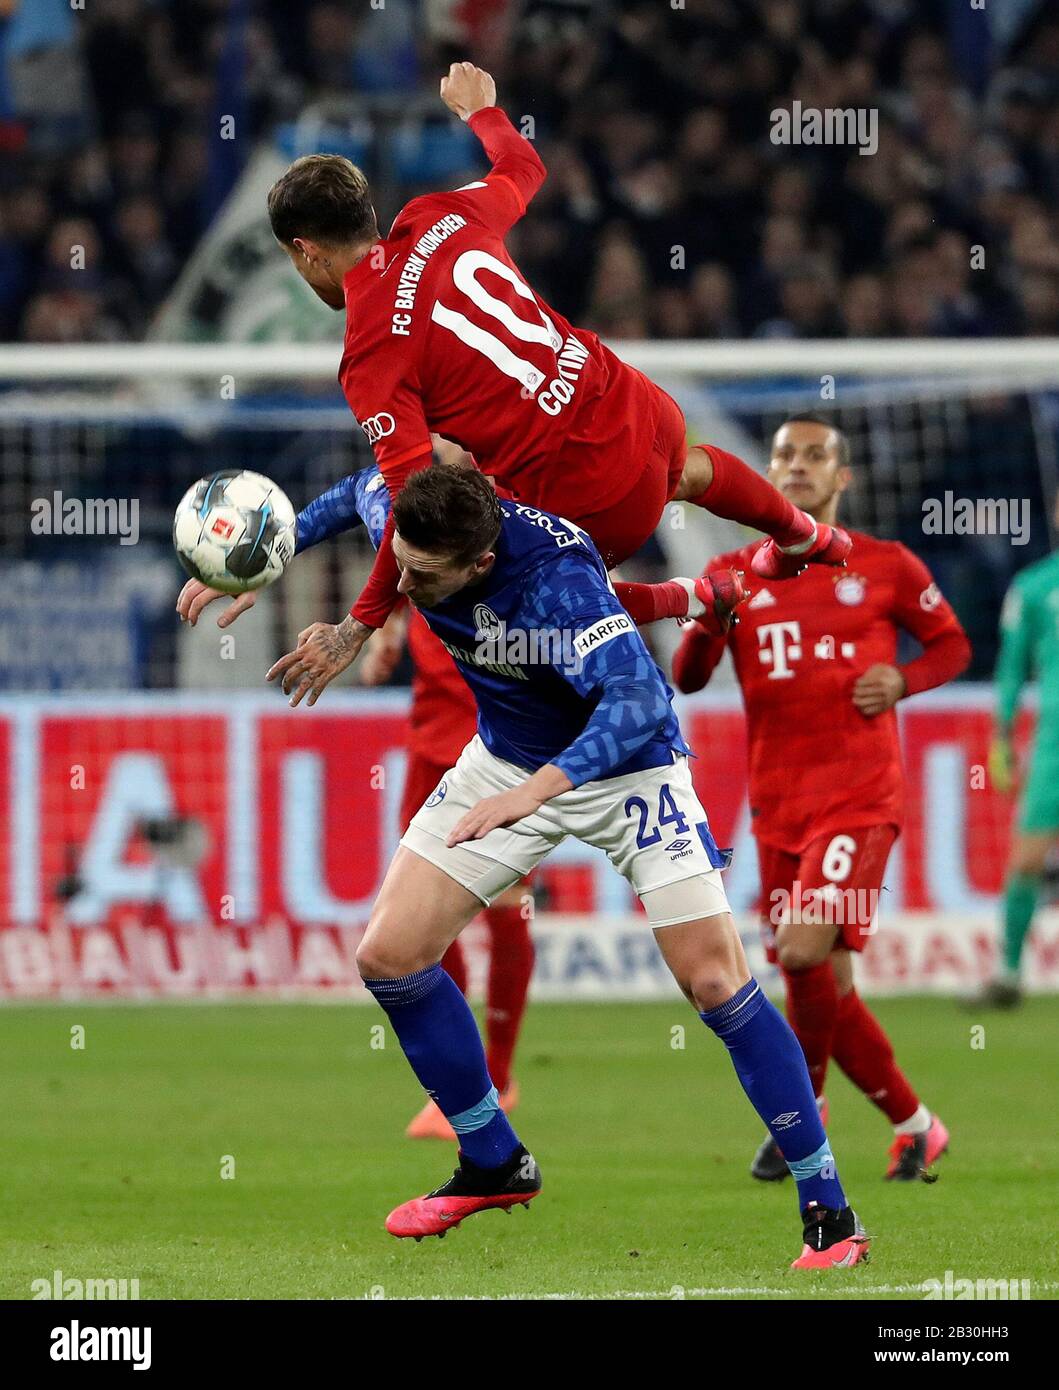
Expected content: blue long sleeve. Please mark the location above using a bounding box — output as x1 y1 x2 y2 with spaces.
294 476 365 554
519 552 687 787
294 465 392 554
554 653 676 787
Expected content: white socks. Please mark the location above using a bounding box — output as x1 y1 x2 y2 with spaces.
893 1103 932 1137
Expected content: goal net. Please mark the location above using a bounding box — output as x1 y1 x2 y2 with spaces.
0 339 1056 998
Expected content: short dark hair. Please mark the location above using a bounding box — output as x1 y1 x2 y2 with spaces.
778 413 852 468
392 466 502 564
267 155 376 246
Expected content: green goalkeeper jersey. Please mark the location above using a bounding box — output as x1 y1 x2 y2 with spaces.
996 551 1059 734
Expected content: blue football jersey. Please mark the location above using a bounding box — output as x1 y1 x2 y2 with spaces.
295 468 689 786
417 502 690 785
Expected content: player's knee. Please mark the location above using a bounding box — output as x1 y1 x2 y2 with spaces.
673 446 712 502
775 930 827 973
686 964 746 1013
356 932 430 982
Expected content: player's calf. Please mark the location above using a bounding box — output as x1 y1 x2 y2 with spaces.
653 912 866 1262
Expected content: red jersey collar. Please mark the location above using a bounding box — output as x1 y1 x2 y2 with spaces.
342 235 407 301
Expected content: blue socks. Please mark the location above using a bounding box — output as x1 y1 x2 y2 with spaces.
363 965 520 1169
700 979 847 1212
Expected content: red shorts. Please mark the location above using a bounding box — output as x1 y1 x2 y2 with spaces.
572 380 687 568
400 754 452 836
757 825 898 962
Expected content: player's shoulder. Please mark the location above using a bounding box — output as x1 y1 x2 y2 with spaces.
498 504 606 595
848 532 928 575
388 187 487 239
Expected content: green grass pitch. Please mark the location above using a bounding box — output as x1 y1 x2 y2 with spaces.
1 996 1056 1300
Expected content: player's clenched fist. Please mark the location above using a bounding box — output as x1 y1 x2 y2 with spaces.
440 61 496 121
176 578 258 628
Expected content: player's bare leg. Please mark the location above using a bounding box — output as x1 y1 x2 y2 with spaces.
672 443 852 578
651 909 869 1269
358 849 541 1239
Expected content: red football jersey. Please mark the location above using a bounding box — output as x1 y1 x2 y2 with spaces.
674 533 969 853
340 106 665 627
407 608 477 765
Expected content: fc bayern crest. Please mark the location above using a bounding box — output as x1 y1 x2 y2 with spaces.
473 604 503 641
834 573 867 606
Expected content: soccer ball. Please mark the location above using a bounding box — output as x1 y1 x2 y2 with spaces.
173 469 296 594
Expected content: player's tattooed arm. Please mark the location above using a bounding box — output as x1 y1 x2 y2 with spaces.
267 615 373 707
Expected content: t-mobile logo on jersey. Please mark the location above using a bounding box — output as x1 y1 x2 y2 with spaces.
757 621 801 679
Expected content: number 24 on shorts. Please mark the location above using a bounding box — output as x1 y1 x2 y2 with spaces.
624 783 732 868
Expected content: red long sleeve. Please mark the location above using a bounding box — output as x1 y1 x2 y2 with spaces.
900 626 972 696
350 449 433 628
672 623 729 693
466 107 546 217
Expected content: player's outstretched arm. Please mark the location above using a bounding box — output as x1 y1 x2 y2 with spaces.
177 476 373 629
441 61 546 222
176 580 258 629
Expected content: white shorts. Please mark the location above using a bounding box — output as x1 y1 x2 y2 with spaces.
401 736 731 928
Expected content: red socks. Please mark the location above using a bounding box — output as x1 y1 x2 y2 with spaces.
441 939 468 994
482 904 534 1094
783 962 839 1096
440 905 534 1095
612 578 692 625
690 444 811 548
832 988 920 1126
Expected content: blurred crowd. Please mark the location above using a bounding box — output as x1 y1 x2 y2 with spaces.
1 0 1057 344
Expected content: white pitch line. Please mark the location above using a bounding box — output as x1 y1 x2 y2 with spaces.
422 1282 1059 1301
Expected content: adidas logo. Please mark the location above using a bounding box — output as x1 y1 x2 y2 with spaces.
749 588 777 609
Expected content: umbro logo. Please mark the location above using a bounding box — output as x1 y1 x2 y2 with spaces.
771 1110 801 1129
749 588 777 609
665 838 693 858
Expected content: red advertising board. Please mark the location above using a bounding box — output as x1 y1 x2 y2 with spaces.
0 689 1045 998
